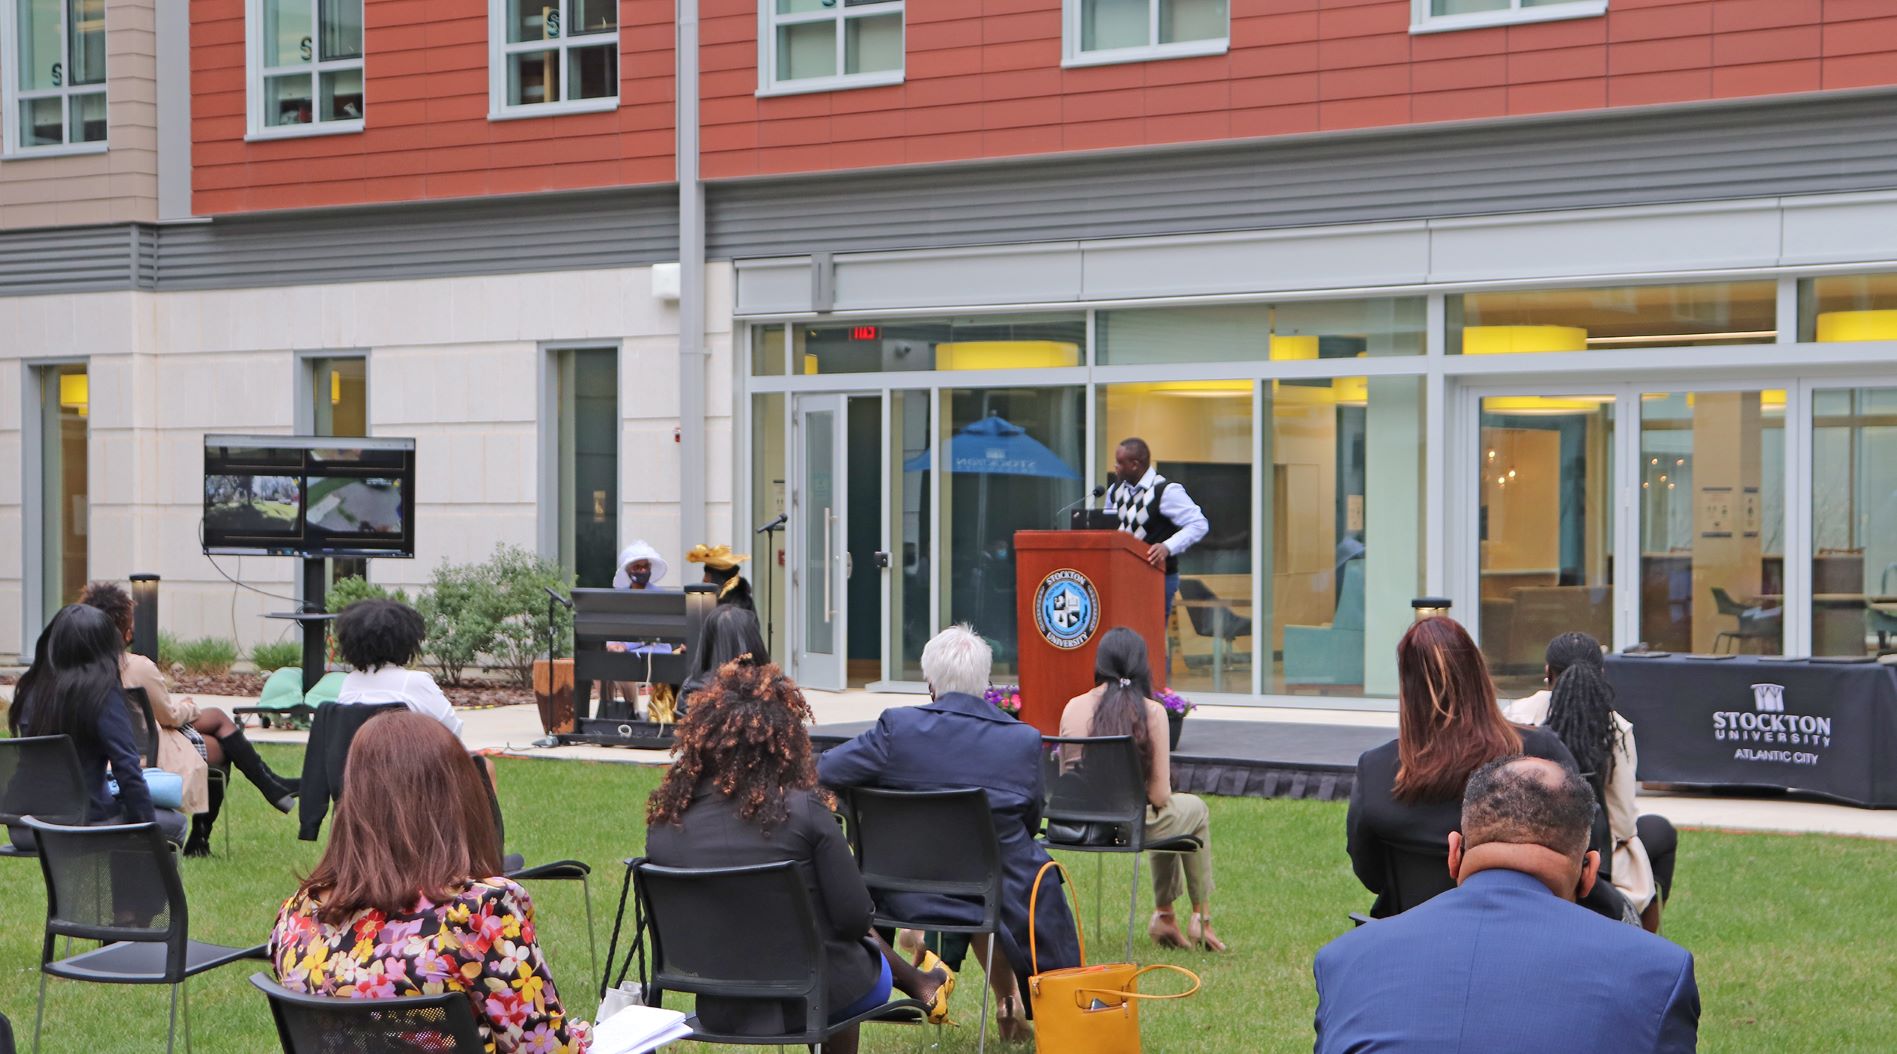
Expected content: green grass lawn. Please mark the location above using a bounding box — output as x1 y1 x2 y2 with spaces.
3 746 1893 1052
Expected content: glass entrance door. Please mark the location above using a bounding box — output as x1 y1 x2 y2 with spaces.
793 395 849 690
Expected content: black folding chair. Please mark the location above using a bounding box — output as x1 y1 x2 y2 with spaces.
23 818 268 1054
1039 735 1202 961
471 756 600 991
635 858 929 1049
848 787 1004 1053
250 971 485 1052
0 736 89 859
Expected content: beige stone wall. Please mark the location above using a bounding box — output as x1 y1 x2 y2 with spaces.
0 0 158 230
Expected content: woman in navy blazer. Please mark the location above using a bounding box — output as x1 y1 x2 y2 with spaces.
818 625 1080 1042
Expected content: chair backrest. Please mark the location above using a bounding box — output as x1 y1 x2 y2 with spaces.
1377 841 1455 917
635 859 828 1031
1334 558 1367 631
251 971 483 1053
24 818 189 977
123 687 161 765
848 787 1002 933
0 736 91 833
1177 578 1218 637
305 701 408 802
1709 586 1743 616
1041 736 1149 846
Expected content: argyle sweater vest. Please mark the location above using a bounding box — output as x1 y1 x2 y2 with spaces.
1106 477 1182 574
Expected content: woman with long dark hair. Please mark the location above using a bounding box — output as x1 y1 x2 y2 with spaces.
1504 632 1678 932
7 605 186 847
1059 626 1223 952
1346 617 1578 917
646 659 953 1052
677 604 771 705
79 581 298 856
271 710 590 1050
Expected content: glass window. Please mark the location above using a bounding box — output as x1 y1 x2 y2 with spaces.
252 0 364 132
1097 299 1425 365
1449 281 1777 354
492 0 618 112
1419 0 1606 31
941 386 1086 678
890 390 933 682
1071 0 1228 63
37 364 89 623
308 356 369 584
753 392 788 655
11 0 107 149
1799 274 1897 343
777 315 1086 376
1639 391 1783 655
764 0 903 93
1811 388 1897 658
1097 380 1253 695
553 348 620 587
1477 395 1615 697
1268 376 1424 698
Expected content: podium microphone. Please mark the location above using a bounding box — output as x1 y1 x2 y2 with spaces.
543 586 573 609
1053 485 1108 527
755 512 788 535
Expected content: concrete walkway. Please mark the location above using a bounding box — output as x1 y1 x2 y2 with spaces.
8 684 1895 840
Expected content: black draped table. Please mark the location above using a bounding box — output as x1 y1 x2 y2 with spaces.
1604 654 1897 808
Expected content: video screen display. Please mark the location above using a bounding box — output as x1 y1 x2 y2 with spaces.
203 435 416 558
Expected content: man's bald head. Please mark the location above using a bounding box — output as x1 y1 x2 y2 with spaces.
1461 756 1595 860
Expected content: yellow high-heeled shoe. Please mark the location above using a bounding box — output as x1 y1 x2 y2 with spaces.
915 948 956 1025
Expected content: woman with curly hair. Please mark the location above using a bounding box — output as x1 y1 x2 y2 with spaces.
644 659 953 1051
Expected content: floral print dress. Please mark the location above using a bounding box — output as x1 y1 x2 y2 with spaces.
270 877 591 1054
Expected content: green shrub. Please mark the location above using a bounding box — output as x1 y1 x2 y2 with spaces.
249 639 303 673
156 631 183 670
416 561 497 687
484 544 576 687
174 637 239 677
325 574 409 612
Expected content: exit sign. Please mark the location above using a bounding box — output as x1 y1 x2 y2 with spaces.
849 326 880 341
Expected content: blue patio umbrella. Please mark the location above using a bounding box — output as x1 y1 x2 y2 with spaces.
904 414 1080 479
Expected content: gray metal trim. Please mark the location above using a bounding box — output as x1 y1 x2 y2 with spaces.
707 90 1897 259
0 226 147 293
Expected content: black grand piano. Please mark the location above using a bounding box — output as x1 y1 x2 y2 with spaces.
559 584 715 748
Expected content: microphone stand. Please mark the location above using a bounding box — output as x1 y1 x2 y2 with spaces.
756 513 788 653
538 587 573 748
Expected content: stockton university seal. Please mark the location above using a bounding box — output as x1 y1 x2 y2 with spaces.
1033 568 1100 651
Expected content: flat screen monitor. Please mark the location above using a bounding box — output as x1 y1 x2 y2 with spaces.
203 435 417 558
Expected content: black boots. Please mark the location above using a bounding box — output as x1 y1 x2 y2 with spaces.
216 730 299 813
183 774 224 858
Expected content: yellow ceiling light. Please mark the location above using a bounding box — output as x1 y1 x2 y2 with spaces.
1815 310 1897 343
934 341 1081 371
1463 325 1588 355
1483 395 1612 415
58 372 89 418
1268 335 1319 361
1332 376 1368 406
1120 379 1252 398
330 369 343 406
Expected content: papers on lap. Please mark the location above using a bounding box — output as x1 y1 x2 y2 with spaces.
593 1004 692 1054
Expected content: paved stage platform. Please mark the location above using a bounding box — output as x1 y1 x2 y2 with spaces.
811 717 1396 803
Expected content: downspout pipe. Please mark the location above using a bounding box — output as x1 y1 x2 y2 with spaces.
677 0 707 555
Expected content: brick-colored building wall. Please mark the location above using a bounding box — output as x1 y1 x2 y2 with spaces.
190 0 676 214
700 0 1897 180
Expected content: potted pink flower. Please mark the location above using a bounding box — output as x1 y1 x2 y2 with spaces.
1156 687 1195 750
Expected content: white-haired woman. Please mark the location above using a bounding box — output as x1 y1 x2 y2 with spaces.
818 626 1080 1041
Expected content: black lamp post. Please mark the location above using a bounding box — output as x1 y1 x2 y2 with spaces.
130 574 160 662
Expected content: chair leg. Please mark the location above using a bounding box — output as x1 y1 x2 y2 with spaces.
1126 853 1141 963
581 875 601 996
977 933 994 1054
183 978 193 1053
166 983 179 1054
33 970 48 1054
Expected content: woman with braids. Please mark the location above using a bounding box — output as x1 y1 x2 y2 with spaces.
1060 626 1224 952
1346 617 1582 919
644 658 954 1050
79 581 298 856
1504 632 1679 932
686 543 755 611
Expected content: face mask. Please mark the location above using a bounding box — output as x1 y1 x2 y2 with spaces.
627 564 652 588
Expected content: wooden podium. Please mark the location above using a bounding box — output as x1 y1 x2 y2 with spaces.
1013 530 1167 735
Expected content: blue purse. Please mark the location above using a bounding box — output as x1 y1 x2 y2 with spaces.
108 769 185 811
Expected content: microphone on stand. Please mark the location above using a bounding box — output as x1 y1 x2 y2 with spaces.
543 586 573 609
755 513 788 534
1053 485 1108 528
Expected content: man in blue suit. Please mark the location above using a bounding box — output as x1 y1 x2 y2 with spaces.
818 625 1080 1041
1314 756 1699 1053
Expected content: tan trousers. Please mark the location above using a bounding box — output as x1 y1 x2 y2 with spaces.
1145 792 1214 907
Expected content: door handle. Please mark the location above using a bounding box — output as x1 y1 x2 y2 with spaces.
823 508 836 623
873 550 891 570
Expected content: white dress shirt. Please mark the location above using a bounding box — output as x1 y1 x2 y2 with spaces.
336 665 464 738
1123 466 1210 557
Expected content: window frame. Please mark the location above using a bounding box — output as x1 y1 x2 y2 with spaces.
245 0 367 141
757 0 906 98
1410 0 1607 35
1062 0 1230 69
487 0 622 120
0 0 110 157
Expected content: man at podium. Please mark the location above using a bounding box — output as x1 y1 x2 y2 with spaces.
1105 437 1209 622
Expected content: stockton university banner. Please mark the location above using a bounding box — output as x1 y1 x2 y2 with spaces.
1605 654 1897 808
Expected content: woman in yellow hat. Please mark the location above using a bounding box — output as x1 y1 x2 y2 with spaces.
687 544 754 611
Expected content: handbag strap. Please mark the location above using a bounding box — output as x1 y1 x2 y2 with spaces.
1072 963 1203 1006
1028 858 1086 976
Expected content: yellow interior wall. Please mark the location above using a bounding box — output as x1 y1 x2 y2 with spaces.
1480 427 1562 574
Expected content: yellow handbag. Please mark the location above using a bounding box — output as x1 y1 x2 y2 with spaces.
1027 860 1201 1054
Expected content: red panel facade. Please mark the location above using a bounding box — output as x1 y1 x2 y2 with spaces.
191 0 676 214
700 0 1897 180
